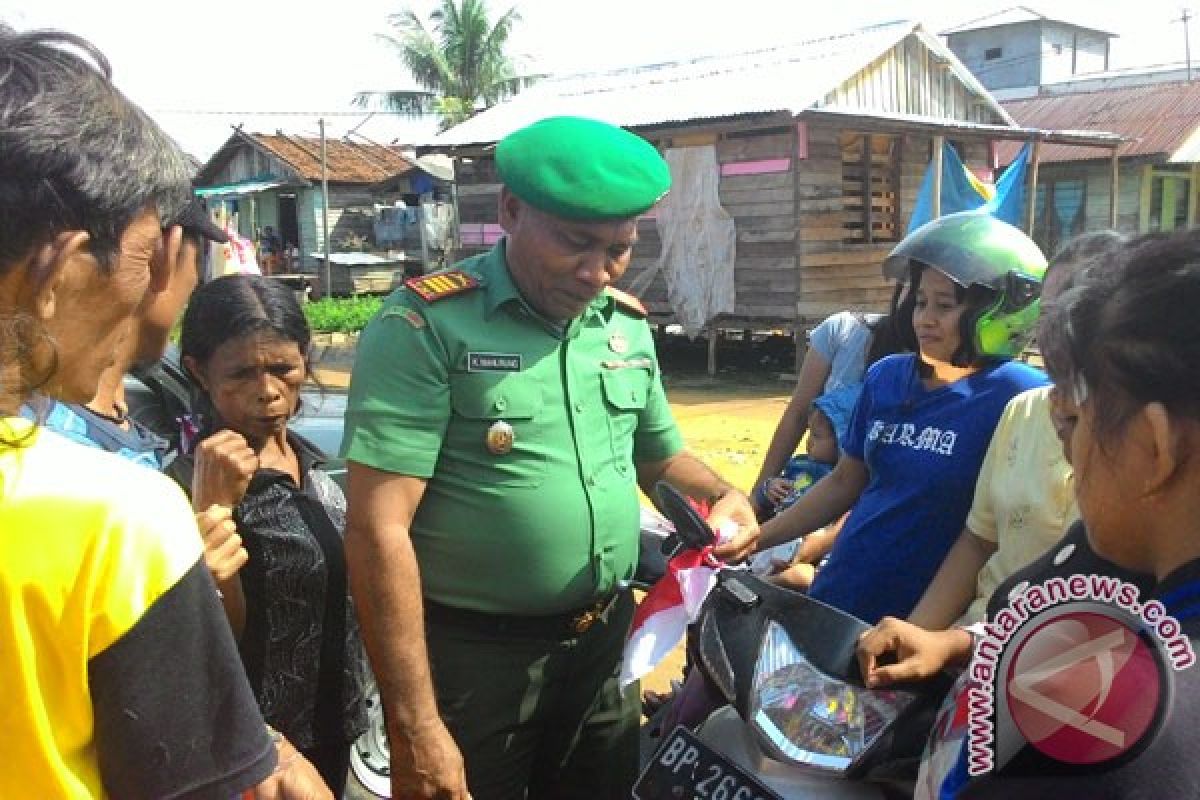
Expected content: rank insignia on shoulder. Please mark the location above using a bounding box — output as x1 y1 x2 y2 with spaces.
605 286 647 318
405 269 480 302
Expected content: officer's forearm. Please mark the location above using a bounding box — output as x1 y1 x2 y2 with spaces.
638 450 736 506
345 519 441 731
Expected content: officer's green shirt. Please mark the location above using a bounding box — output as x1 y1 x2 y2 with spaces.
342 242 684 615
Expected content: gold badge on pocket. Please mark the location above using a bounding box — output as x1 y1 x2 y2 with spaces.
486 420 514 455
608 332 629 354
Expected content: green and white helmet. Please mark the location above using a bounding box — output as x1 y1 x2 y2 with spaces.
883 212 1048 359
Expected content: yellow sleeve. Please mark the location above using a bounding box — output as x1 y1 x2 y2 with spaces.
964 397 1018 545
87 468 202 657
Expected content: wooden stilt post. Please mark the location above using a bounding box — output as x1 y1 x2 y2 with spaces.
1110 147 1120 228
1026 139 1042 235
932 135 944 219
707 326 718 377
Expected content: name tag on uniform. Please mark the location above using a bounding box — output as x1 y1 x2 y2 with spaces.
601 357 654 369
468 352 523 372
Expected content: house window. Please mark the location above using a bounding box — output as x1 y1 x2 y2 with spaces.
1147 171 1191 232
985 47 1003 60
1032 179 1087 255
1052 43 1064 55
840 132 901 244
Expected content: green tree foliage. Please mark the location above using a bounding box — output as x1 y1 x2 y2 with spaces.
355 0 537 131
304 296 384 333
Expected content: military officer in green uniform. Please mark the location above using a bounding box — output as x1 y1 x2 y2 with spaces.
342 116 759 800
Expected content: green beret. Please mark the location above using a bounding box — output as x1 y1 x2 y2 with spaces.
496 116 671 220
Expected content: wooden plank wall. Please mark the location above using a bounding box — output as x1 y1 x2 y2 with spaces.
451 131 799 325
1049 162 1144 235
621 127 797 323
823 36 996 125
795 123 991 322
209 145 292 185
795 121 895 321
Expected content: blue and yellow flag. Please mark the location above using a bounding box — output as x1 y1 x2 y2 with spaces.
907 142 1031 234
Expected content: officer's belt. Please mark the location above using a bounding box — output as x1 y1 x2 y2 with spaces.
424 594 620 640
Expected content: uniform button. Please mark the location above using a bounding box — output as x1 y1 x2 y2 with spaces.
574 401 585 413
586 475 597 487
494 398 507 412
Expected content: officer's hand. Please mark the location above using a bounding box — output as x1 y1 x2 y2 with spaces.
709 489 760 564
252 734 333 800
196 504 248 583
856 617 973 688
389 717 471 799
192 430 258 511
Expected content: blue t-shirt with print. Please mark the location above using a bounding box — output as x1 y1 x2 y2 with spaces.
807 353 1048 624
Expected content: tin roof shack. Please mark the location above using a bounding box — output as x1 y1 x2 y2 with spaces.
430 20 1118 372
1001 81 1200 254
196 129 434 287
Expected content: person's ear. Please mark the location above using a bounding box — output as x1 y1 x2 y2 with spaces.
1140 402 1185 497
27 231 93 323
498 187 521 233
149 225 184 295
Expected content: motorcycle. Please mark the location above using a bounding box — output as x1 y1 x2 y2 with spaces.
634 482 952 800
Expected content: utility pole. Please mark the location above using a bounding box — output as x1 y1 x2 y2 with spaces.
319 118 332 297
1182 8 1194 81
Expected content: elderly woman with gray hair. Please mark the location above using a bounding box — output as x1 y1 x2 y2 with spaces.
0 26 327 800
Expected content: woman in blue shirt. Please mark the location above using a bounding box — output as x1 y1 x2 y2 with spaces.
756 212 1048 623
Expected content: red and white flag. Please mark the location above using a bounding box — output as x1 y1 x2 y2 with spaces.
620 547 723 688
620 501 733 688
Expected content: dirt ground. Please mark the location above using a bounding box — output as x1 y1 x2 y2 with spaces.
634 375 792 699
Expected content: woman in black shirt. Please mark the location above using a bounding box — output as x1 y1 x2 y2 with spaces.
172 274 368 796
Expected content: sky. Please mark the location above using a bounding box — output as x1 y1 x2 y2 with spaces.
0 0 1193 159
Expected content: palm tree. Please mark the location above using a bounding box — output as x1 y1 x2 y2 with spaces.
355 0 536 131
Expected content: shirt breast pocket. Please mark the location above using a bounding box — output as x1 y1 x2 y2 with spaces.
447 373 545 488
600 368 651 477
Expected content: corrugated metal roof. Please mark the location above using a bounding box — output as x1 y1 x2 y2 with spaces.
429 20 1010 147
247 133 413 183
941 6 1116 37
999 81 1200 163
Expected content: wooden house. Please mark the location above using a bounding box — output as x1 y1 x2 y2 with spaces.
195 130 437 273
426 20 1118 368
1000 81 1200 255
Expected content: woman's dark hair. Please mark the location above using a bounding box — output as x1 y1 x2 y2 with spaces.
1034 231 1127 351
180 275 312 381
889 262 998 371
864 308 911 367
1040 228 1200 445
1048 231 1127 281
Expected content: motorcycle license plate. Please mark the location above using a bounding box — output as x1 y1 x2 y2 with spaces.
634 726 782 800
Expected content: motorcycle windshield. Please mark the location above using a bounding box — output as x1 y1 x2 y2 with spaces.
749 620 908 771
